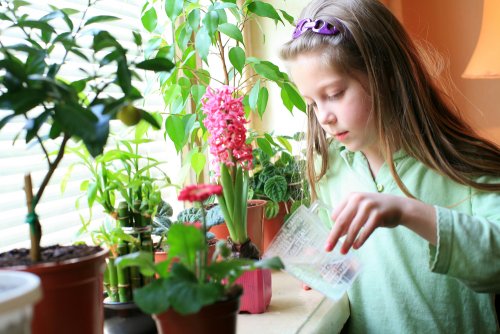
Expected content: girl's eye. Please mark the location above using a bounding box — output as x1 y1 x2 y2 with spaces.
327 91 344 100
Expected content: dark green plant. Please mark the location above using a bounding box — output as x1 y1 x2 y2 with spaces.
250 131 311 219
0 1 173 262
152 200 174 236
177 205 225 230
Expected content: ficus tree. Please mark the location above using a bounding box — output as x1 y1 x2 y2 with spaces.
139 0 306 181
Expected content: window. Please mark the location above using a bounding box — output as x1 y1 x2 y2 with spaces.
0 0 180 252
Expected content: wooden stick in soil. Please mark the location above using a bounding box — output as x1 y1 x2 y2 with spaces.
24 174 41 262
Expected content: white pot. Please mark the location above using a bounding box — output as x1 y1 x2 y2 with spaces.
0 270 42 334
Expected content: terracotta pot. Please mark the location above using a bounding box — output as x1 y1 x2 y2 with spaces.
153 294 240 334
210 199 267 253
236 268 272 314
262 201 291 253
18 248 108 334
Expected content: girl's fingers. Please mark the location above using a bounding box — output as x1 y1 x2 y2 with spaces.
325 199 349 251
341 206 371 254
352 212 379 249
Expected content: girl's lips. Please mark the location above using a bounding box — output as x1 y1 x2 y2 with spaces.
334 131 348 141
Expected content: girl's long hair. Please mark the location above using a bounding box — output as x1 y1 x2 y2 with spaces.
281 0 500 199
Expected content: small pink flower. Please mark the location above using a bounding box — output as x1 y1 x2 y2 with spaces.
178 184 223 203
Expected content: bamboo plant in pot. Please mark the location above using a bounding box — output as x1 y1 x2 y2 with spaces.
70 136 170 303
116 183 284 334
0 2 172 333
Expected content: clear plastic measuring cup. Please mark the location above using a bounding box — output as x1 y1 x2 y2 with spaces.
263 201 361 300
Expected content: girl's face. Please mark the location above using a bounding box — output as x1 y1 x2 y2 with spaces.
289 50 380 158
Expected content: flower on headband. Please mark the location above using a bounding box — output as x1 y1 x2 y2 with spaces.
202 86 253 175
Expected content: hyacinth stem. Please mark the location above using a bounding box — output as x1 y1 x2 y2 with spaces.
199 202 208 282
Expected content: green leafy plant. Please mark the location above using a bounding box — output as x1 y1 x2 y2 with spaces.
140 0 306 181
116 184 284 315
0 1 173 262
250 131 311 219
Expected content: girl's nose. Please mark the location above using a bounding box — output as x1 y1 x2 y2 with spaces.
316 105 337 125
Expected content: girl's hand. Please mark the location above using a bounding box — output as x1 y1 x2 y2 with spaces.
324 192 437 254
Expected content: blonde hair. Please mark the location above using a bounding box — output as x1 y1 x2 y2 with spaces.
281 0 500 200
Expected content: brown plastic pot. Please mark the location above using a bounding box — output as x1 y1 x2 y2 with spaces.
153 294 240 334
17 247 108 334
210 199 266 253
262 201 291 253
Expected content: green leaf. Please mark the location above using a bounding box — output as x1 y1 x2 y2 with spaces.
117 59 132 95
279 9 295 25
132 31 142 46
167 276 223 315
264 201 280 219
84 15 119 26
87 181 98 208
247 1 282 23
165 115 187 153
257 87 268 118
218 23 243 44
190 85 206 105
134 279 171 314
248 80 260 110
0 88 46 114
254 256 285 270
256 137 273 157
141 6 158 32
167 225 204 268
116 251 157 277
136 58 174 72
283 82 306 112
13 0 31 9
187 8 200 30
195 27 211 61
202 9 219 37
228 46 245 74
280 85 294 112
141 111 161 129
264 175 288 202
25 110 51 143
165 0 184 21
92 31 120 52
253 61 284 82
14 20 55 33
277 136 293 153
0 113 16 131
191 152 206 178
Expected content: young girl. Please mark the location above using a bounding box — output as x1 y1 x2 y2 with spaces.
280 0 500 332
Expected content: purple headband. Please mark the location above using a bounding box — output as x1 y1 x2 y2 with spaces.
292 18 340 39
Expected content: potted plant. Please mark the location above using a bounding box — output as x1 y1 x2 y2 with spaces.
0 2 171 333
116 183 284 334
249 132 311 252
